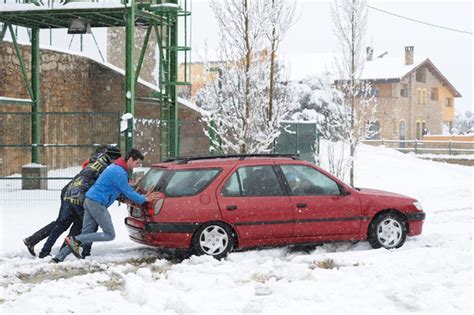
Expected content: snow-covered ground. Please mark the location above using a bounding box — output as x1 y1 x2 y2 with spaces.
0 145 472 312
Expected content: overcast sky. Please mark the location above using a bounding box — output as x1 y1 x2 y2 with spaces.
3 0 472 113
191 0 473 114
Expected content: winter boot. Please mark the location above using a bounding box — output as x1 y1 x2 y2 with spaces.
65 236 82 258
23 238 36 257
38 251 51 259
50 257 60 264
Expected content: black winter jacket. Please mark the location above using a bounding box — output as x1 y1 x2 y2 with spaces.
63 153 112 205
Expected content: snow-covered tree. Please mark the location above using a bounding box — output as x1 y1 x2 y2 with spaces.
290 73 350 141
331 0 377 185
289 73 354 178
196 0 295 154
452 110 474 135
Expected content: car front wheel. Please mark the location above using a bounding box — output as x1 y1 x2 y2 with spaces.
368 213 407 249
192 222 235 259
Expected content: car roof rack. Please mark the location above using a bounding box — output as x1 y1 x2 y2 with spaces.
163 153 299 164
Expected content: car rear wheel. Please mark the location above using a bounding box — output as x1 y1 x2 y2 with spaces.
368 213 407 249
192 222 235 259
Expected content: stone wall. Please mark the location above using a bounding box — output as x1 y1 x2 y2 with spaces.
0 41 209 176
0 41 96 174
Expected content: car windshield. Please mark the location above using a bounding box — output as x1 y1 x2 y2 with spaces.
137 168 166 192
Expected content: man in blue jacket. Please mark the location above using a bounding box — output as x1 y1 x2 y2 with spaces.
23 144 118 258
52 148 161 262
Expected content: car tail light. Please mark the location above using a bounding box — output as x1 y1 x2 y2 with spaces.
147 193 165 216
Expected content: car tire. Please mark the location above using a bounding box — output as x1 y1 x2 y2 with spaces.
192 222 235 260
368 212 407 249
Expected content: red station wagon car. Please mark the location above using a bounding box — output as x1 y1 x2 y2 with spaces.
125 154 425 259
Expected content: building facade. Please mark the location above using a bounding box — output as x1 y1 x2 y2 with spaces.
363 46 461 141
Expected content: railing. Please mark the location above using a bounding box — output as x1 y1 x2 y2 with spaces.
0 111 121 176
363 139 474 155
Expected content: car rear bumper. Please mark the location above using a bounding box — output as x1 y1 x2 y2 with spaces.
406 211 425 236
125 217 194 249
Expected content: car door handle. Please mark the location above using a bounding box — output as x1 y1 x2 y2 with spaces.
226 205 238 211
296 203 307 208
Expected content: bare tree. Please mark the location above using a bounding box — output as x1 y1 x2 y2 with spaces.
265 0 296 122
331 0 377 185
196 0 295 154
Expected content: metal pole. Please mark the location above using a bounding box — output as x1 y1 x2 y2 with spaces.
0 23 7 41
134 26 152 87
91 30 105 62
125 0 136 153
9 24 34 99
169 0 179 157
31 28 41 163
117 112 122 150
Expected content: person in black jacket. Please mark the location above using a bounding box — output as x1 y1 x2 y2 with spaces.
23 145 121 258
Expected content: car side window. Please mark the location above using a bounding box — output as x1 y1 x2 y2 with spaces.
280 165 341 196
221 165 283 197
165 169 220 197
221 172 240 197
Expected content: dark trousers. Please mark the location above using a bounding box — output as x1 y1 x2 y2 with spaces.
25 221 56 246
25 189 96 257
40 201 89 256
25 187 68 247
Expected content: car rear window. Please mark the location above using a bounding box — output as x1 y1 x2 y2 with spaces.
138 168 166 192
165 168 221 197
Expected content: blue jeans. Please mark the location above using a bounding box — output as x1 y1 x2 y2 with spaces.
54 198 115 262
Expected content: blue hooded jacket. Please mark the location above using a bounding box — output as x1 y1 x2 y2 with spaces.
85 158 146 207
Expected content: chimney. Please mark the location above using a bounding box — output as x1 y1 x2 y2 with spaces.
405 46 414 65
366 46 373 61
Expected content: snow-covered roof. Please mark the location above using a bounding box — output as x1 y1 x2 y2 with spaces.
283 52 426 81
360 56 424 80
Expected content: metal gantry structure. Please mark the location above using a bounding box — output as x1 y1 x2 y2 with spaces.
0 0 190 162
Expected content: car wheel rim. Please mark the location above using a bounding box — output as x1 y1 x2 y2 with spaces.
376 218 402 248
199 225 229 256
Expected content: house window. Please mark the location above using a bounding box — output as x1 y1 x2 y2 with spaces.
445 97 452 107
416 68 426 82
399 120 406 148
400 84 408 97
431 88 439 101
370 87 380 97
417 88 427 104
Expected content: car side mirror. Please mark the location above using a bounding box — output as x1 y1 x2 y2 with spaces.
339 185 351 196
